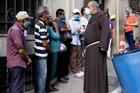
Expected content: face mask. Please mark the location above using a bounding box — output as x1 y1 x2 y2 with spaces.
86 14 92 21
24 20 31 29
61 15 66 21
85 8 91 15
74 14 80 20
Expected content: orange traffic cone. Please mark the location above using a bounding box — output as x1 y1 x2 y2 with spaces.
119 35 125 52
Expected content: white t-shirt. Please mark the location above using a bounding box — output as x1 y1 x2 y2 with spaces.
80 17 88 29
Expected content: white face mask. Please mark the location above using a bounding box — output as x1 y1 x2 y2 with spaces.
85 8 91 15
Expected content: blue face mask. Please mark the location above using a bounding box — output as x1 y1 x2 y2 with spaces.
61 15 66 21
24 20 31 29
86 14 92 21
74 14 80 20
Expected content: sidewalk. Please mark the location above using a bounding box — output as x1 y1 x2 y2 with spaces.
25 59 121 93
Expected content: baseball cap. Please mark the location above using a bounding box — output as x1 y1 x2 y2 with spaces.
72 9 80 14
16 11 33 20
110 14 116 20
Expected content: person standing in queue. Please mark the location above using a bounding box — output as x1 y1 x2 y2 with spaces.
84 1 111 93
7 11 33 93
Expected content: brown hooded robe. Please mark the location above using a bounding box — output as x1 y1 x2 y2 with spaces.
84 10 111 93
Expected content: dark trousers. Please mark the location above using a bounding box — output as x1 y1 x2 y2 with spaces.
125 31 135 50
8 67 25 93
57 42 71 80
48 52 58 81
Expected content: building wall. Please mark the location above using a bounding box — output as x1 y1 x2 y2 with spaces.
0 35 34 57
104 0 116 16
44 0 84 19
119 0 129 34
105 0 129 34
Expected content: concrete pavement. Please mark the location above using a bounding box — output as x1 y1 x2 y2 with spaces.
25 59 122 93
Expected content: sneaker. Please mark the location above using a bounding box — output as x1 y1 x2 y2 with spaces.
73 72 80 76
58 77 68 83
63 76 69 80
48 86 59 92
76 71 84 77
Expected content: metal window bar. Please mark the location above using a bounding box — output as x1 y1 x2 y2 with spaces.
0 0 40 34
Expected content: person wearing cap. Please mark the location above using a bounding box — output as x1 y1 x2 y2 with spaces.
34 6 50 93
84 1 110 93
124 7 138 50
108 14 116 57
68 8 85 78
7 11 33 93
54 9 71 83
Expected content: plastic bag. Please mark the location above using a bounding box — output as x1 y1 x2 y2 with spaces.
59 43 67 52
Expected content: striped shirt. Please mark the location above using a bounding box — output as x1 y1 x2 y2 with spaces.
34 20 49 57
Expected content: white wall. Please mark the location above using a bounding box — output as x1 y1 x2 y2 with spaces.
44 0 84 19
105 0 116 16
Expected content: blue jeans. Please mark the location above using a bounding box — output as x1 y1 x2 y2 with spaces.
8 67 25 93
35 56 47 93
125 31 135 50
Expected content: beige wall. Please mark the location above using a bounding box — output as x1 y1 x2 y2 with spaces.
105 0 116 16
105 0 129 33
44 0 84 19
119 0 129 34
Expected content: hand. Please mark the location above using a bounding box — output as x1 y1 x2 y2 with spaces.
61 28 67 32
125 22 130 26
27 57 32 66
42 40 49 47
101 48 106 51
75 27 81 32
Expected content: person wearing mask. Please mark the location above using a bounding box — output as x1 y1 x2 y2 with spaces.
80 7 92 61
81 7 92 29
7 11 32 93
124 7 138 50
47 16 60 92
54 9 70 83
81 7 89 29
84 1 110 93
34 6 50 93
68 9 85 77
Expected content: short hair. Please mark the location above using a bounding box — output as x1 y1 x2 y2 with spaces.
37 6 48 17
56 9 64 17
81 6 86 15
88 1 100 9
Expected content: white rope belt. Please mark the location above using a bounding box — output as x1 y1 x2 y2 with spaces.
85 41 100 49
83 41 100 56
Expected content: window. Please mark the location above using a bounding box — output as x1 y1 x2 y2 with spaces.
129 0 140 14
0 0 42 34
